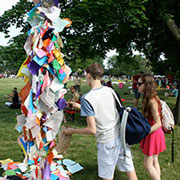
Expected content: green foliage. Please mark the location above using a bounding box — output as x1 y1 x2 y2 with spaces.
0 37 27 74
0 0 32 34
69 56 104 73
0 0 180 76
0 0 179 123
107 54 152 76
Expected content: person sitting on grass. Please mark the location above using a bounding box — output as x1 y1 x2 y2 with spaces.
169 85 178 97
64 86 80 122
69 85 80 102
5 87 21 109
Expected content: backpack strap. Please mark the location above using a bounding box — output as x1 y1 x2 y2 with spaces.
120 107 132 158
110 88 122 108
110 89 131 157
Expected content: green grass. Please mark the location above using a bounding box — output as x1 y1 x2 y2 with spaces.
0 78 180 180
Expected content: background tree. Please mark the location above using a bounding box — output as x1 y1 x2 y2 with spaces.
0 0 179 123
107 54 152 77
61 0 180 124
0 34 27 74
69 56 104 73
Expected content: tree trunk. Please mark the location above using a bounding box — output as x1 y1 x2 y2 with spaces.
166 18 180 125
174 80 180 125
167 18 180 42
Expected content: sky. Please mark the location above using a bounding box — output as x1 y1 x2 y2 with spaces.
0 0 21 46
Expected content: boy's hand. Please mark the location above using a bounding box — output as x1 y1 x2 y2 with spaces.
66 101 80 109
63 126 74 135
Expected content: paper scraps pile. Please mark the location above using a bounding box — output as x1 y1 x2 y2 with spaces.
1 0 83 179
0 157 83 180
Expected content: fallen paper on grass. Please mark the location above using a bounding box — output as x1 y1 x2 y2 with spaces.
63 159 83 174
66 163 83 174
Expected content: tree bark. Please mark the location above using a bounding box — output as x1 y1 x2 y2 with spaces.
174 80 180 125
167 18 180 42
166 18 180 125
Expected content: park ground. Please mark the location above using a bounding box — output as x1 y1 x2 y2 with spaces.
0 78 180 180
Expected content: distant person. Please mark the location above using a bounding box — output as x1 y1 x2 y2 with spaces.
169 85 178 97
69 86 80 102
74 75 82 94
138 75 166 180
107 80 113 89
101 80 106 86
157 77 162 87
132 71 144 107
5 87 21 109
64 86 80 122
161 77 166 88
64 63 138 180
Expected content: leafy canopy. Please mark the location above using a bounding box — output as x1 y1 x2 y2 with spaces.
0 0 180 76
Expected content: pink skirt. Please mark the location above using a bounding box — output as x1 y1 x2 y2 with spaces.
140 127 166 156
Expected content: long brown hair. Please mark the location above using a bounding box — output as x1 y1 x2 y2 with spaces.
141 75 157 117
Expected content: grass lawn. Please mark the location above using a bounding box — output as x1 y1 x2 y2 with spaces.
0 78 180 180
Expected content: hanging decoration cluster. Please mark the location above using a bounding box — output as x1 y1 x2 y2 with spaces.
0 0 83 179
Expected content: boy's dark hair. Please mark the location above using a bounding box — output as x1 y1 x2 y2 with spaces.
85 63 104 80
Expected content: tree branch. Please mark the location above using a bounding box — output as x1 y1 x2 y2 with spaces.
167 18 180 42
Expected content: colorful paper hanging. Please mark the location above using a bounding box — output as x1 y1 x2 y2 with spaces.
0 1 82 179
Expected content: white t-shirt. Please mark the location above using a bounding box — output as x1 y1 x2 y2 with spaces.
81 86 120 143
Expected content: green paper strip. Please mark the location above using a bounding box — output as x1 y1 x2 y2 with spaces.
52 59 61 71
5 170 16 176
52 35 57 42
14 168 21 173
54 43 60 49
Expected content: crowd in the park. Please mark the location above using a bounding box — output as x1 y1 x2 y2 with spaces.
0 73 15 79
3 64 178 180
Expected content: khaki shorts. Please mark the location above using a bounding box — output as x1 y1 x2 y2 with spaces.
97 136 134 179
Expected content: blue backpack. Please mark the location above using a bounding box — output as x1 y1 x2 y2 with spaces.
119 106 151 146
111 90 151 150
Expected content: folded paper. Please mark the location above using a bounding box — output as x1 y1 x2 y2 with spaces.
27 60 41 75
33 55 48 66
56 98 66 111
44 111 63 133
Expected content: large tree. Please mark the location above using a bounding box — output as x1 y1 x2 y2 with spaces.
107 54 152 77
0 0 180 123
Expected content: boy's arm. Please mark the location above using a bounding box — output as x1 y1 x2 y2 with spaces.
63 116 96 135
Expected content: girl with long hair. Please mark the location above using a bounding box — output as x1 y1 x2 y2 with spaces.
138 75 166 180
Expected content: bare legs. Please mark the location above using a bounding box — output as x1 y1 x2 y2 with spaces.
133 98 139 107
127 170 138 180
153 155 161 177
102 170 138 180
144 155 161 180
